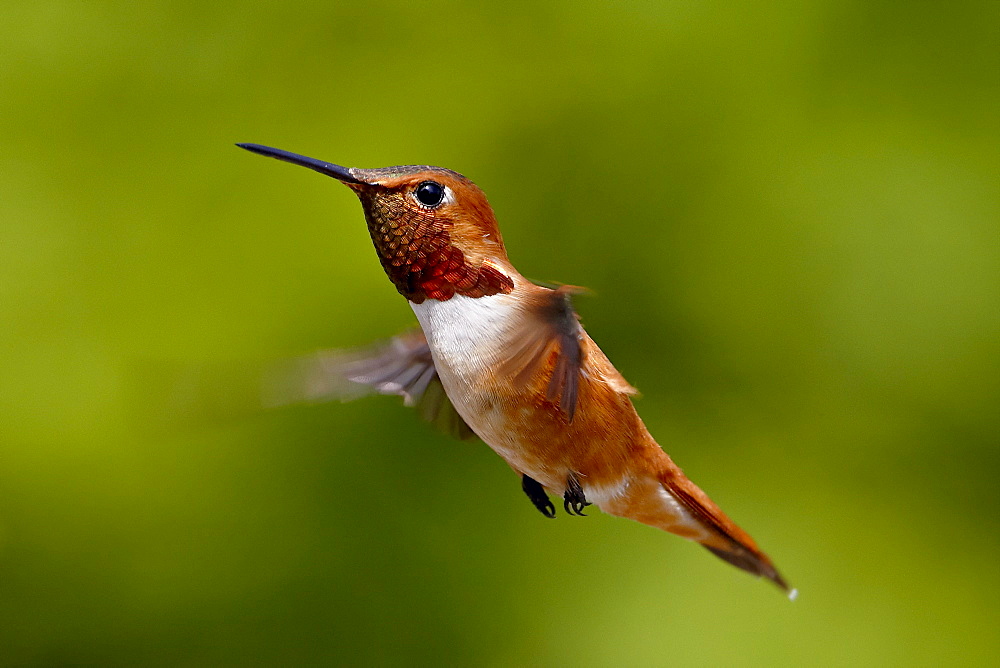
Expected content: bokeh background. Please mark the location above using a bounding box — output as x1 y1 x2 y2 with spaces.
2 1 997 665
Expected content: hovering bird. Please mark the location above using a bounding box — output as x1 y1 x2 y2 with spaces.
239 143 793 595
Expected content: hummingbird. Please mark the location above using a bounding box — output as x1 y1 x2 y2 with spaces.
238 142 793 596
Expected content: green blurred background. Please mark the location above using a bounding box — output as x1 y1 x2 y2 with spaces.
2 1 997 665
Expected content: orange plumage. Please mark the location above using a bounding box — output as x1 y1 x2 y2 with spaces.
239 143 792 595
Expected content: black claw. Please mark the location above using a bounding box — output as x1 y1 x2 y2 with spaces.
563 474 590 516
521 475 556 518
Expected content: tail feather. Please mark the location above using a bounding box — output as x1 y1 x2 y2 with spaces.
663 476 792 595
597 467 792 595
702 544 790 592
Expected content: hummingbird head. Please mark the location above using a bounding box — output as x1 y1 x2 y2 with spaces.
238 143 515 303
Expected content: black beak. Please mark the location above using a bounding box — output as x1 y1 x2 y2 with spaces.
236 143 367 185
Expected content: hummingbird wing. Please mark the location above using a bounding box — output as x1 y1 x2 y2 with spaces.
499 286 636 421
262 329 477 440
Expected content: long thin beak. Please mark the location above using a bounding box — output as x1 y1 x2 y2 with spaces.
236 143 367 185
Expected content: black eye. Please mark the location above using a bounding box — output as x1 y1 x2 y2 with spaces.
415 181 445 207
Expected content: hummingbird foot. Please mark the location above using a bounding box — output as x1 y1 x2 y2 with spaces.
563 474 591 516
521 475 556 518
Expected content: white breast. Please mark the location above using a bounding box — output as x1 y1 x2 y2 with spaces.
409 293 520 380
410 293 532 467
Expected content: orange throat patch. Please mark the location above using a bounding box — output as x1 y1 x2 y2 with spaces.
358 189 514 303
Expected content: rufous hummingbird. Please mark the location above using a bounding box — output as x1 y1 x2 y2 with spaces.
238 143 793 596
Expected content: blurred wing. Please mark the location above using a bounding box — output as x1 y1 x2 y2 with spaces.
498 286 634 421
263 328 477 441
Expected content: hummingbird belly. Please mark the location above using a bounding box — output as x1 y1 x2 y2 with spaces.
409 293 574 481
411 293 650 499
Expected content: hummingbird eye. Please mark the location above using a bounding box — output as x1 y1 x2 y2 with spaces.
414 181 445 208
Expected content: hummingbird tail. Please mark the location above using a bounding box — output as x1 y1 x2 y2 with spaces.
701 542 790 592
598 468 791 594
662 476 792 594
